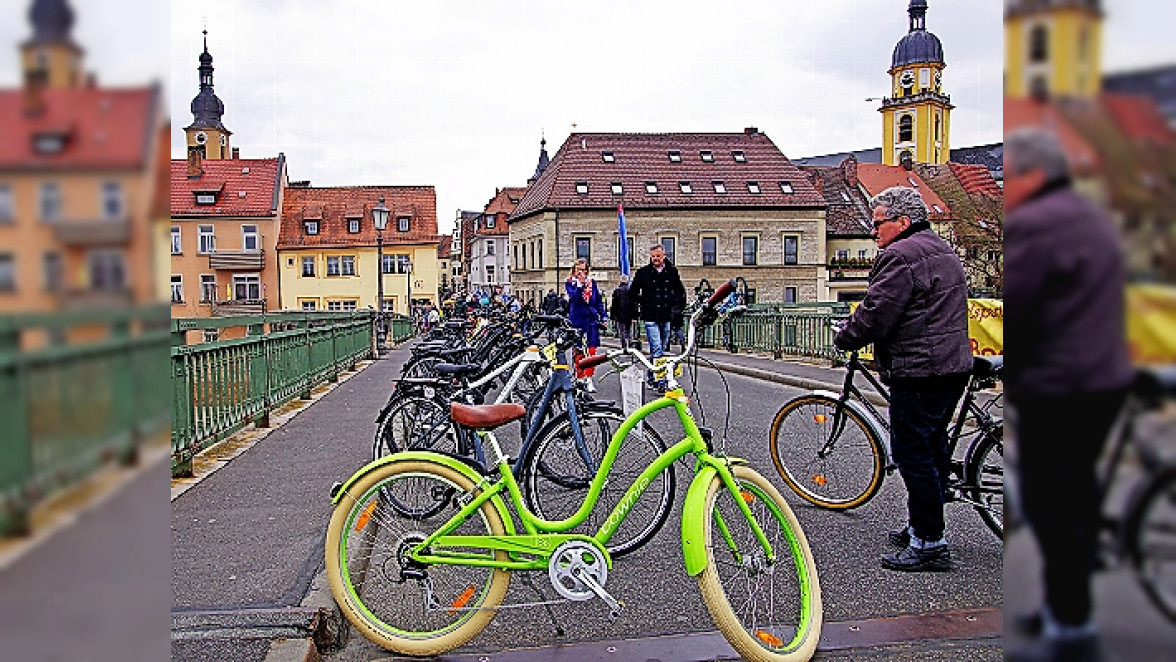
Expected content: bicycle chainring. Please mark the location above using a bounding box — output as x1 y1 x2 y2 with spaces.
547 541 608 601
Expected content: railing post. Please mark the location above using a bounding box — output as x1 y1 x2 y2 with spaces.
773 312 784 359
0 320 31 535
111 317 138 466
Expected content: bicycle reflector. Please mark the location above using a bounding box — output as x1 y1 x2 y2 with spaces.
812 474 828 486
355 500 378 533
448 584 478 615
740 490 756 504
755 630 784 647
814 414 827 424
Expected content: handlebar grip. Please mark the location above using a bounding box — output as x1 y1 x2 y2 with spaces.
707 279 736 307
576 352 613 370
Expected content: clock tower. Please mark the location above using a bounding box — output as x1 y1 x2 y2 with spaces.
184 31 233 159
880 0 953 166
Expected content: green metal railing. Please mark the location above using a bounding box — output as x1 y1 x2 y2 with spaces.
170 311 400 477
0 305 170 536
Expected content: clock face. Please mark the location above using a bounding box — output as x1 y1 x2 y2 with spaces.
195 131 207 145
935 71 942 89
900 71 914 88
220 134 227 146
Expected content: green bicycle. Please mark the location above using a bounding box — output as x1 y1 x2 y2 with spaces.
324 280 824 661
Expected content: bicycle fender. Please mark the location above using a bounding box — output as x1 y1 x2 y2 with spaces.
330 451 516 535
811 389 891 455
681 465 719 577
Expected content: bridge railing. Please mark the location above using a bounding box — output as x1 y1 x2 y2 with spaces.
170 310 408 477
0 305 170 536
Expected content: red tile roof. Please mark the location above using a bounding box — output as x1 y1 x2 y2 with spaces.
479 187 525 236
171 156 284 217
1004 97 1102 175
279 185 439 249
510 131 824 221
855 163 952 220
0 86 158 170
1102 93 1176 145
947 162 1002 197
797 162 874 237
437 234 452 258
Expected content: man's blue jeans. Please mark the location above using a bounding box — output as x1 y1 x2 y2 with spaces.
643 321 671 359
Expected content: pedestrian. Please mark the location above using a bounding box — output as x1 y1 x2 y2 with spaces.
629 244 686 389
540 288 560 315
610 275 634 349
565 259 608 392
833 185 973 573
1002 128 1133 662
669 304 686 352
426 304 440 330
557 292 569 317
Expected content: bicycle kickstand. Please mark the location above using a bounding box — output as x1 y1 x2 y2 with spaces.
518 572 566 637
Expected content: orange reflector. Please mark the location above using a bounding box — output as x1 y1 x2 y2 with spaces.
814 414 827 424
812 474 828 486
354 500 378 532
740 490 756 503
448 584 478 615
755 630 783 647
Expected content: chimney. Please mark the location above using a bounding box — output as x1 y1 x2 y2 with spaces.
232 147 240 159
22 69 47 116
809 172 824 197
744 127 759 136
842 156 859 188
187 146 204 178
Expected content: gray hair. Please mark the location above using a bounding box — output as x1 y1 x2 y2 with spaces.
1005 127 1070 181
870 186 928 224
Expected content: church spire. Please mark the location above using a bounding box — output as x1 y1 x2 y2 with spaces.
185 30 233 159
529 133 550 184
21 0 84 89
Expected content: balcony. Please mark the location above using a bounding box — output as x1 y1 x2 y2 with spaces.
827 257 874 282
211 298 266 316
52 219 131 246
208 249 266 270
59 287 135 310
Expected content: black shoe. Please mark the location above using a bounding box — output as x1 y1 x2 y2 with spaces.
1006 634 1103 662
880 544 952 572
887 527 910 549
1010 610 1045 637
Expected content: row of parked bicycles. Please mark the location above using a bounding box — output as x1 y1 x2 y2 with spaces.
323 279 1176 661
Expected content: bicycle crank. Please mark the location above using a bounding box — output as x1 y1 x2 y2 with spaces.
547 541 624 618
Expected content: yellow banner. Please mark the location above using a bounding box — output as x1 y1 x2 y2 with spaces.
1126 284 1176 364
849 298 1004 360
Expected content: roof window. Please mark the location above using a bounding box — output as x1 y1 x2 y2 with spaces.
602 151 615 163
700 150 714 162
932 204 943 213
907 177 919 188
668 150 681 162
747 181 761 194
732 150 746 163
780 181 794 194
679 181 693 194
611 182 624 195
841 191 851 203
575 182 589 195
713 181 727 194
645 181 658 194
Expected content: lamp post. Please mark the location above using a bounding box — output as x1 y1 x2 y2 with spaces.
371 196 390 351
405 259 414 326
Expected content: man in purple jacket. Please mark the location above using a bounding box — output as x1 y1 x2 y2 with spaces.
834 185 973 572
1004 128 1133 662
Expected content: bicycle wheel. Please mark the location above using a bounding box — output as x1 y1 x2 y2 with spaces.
325 461 510 656
964 428 1004 539
697 465 822 662
518 409 674 558
1127 466 1176 623
402 356 441 378
374 396 456 460
768 395 884 509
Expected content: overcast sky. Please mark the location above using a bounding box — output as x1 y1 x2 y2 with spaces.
2 1 1173 236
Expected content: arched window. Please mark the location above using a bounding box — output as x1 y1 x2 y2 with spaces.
898 115 914 143
1030 25 1049 63
934 114 941 141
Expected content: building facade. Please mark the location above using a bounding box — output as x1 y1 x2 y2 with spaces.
1005 0 1103 100
508 130 828 305
469 187 523 296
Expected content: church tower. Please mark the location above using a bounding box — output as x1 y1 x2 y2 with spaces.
1005 0 1103 99
20 0 84 90
184 31 233 160
880 0 953 166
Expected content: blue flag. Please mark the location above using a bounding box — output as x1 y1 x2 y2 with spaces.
617 203 630 277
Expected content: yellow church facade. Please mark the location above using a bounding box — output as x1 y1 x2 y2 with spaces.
880 0 952 166
1005 0 1103 99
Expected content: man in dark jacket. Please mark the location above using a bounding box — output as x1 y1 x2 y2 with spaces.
540 289 562 316
610 275 634 349
629 245 686 383
835 185 973 573
1003 128 1132 662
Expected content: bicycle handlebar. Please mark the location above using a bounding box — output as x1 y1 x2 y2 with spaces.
576 352 613 370
707 278 736 308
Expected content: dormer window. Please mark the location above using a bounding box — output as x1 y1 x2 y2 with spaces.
679 181 693 194
611 182 623 195
305 220 319 235
645 181 658 194
700 150 714 162
931 204 943 213
398 216 410 232
732 151 746 163
747 181 761 194
485 214 495 229
841 191 851 203
601 151 615 162
575 182 589 195
712 181 727 194
348 218 360 233
780 181 794 194
907 177 919 188
668 150 681 162
34 134 66 154
195 193 216 205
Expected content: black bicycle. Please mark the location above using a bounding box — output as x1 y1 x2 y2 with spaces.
768 349 1005 539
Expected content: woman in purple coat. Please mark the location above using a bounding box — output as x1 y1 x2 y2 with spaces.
565 258 608 391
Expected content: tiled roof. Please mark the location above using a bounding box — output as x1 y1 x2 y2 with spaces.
947 162 1002 197
797 161 874 237
171 156 283 217
479 187 526 237
278 185 439 249
948 143 1004 179
793 148 883 167
1004 97 1102 175
855 163 952 220
509 130 824 221
1103 65 1176 124
1101 93 1176 145
0 86 158 170
437 234 452 258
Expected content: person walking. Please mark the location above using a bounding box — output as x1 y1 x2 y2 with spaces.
833 185 973 573
565 259 608 392
1003 128 1133 662
541 288 561 315
610 275 634 349
629 244 686 389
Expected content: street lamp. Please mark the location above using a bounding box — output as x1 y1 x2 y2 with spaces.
371 196 390 351
405 259 414 321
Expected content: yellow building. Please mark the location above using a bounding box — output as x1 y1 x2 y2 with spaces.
880 0 952 166
279 186 441 315
1005 0 1103 99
